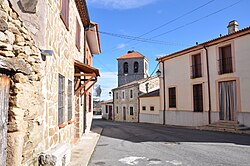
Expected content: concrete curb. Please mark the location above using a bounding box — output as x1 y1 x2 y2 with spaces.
69 127 103 166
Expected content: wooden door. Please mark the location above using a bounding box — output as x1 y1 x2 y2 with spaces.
0 76 10 165
219 81 237 121
108 105 112 120
123 106 126 121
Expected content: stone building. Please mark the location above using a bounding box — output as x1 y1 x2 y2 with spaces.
117 50 149 86
0 0 101 165
112 77 159 122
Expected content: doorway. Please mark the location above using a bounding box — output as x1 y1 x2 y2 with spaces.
219 81 237 121
123 106 126 121
0 76 10 165
108 105 112 120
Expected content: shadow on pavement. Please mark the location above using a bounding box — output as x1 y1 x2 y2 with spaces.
91 119 250 146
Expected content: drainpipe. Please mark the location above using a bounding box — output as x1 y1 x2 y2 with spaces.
204 46 211 124
138 91 140 123
160 61 166 125
83 27 88 134
112 91 115 121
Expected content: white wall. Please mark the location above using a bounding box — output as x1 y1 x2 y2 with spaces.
159 33 250 127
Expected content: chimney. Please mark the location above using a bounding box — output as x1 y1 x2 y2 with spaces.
127 50 135 54
227 20 239 34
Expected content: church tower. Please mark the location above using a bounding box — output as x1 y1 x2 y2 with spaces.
117 50 149 86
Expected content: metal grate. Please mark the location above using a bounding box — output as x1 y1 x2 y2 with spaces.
58 74 65 125
218 45 233 74
68 80 73 121
190 54 202 79
169 87 176 108
193 84 203 112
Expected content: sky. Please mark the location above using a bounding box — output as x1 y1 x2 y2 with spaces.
86 0 250 101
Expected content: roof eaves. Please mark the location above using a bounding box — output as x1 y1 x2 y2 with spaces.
75 0 90 27
157 26 250 62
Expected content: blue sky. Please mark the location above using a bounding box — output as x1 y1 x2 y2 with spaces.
86 0 250 100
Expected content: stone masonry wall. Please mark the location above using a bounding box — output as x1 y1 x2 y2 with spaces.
113 85 139 122
0 0 45 165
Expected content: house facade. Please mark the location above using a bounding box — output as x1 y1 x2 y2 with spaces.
113 77 159 122
101 99 113 120
0 0 101 165
139 89 161 124
157 20 250 127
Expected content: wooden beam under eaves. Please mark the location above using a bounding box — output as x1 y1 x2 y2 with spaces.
74 75 94 95
80 80 97 97
74 73 96 77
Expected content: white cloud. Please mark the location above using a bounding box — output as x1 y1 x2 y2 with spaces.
87 0 157 10
95 72 118 100
116 43 126 49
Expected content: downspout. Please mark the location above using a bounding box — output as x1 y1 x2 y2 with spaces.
112 91 115 121
83 27 88 133
204 46 211 124
138 91 140 123
161 61 166 125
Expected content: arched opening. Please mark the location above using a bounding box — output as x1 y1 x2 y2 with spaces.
134 61 139 73
123 62 128 74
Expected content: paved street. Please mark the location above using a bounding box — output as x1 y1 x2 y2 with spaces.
89 120 250 166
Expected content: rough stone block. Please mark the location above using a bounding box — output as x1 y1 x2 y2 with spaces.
7 132 25 166
13 73 29 83
0 50 15 57
0 31 7 42
20 0 38 13
0 18 8 31
5 30 15 44
14 34 25 44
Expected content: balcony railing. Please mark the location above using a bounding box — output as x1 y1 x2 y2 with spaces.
218 57 233 75
190 64 202 79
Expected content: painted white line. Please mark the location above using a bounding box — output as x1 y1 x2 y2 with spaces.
119 156 146 165
166 160 182 165
148 160 162 165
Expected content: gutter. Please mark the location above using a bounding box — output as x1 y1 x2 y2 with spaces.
204 46 211 124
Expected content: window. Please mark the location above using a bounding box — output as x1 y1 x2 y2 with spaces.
60 0 69 29
218 45 233 74
130 89 133 98
58 74 65 125
116 106 118 114
88 93 92 112
150 106 154 111
68 80 72 121
191 54 202 78
142 106 146 111
116 92 118 99
123 62 128 74
145 62 148 71
193 84 203 112
106 105 108 113
76 19 81 50
169 87 176 108
130 107 134 115
134 61 139 73
122 91 125 99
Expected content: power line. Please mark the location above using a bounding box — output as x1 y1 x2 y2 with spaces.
135 0 216 38
102 0 216 53
97 30 190 46
151 0 243 39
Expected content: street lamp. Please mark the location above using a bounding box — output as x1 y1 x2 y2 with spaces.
156 69 161 77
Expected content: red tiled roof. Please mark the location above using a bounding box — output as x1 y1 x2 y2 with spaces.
117 51 145 60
